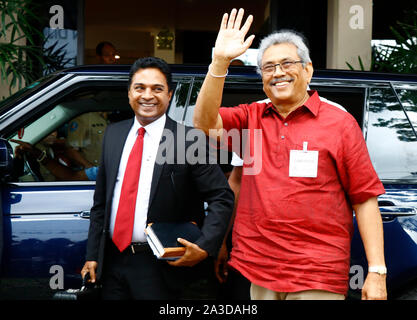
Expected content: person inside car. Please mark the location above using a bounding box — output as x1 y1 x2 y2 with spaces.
96 41 119 65
11 136 95 181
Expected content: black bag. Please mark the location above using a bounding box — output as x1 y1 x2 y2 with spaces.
52 272 101 300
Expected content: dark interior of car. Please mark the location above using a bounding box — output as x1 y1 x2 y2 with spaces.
310 86 366 128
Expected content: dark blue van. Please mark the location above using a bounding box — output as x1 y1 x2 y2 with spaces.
1 65 417 299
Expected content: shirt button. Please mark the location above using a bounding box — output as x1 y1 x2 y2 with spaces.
284 123 288 126
281 135 285 139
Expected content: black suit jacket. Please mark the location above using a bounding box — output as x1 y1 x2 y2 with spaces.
85 116 234 280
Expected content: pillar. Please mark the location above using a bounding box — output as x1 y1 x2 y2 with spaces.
327 0 373 70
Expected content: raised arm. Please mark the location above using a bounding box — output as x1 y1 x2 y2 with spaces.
193 8 255 136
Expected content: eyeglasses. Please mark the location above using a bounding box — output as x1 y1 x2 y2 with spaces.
261 60 304 75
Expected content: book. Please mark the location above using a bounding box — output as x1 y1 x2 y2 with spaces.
145 222 202 260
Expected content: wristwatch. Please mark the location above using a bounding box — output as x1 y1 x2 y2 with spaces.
368 266 387 275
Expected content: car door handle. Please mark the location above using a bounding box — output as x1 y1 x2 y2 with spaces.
79 210 91 219
378 200 417 220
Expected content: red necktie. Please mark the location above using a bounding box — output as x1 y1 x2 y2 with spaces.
113 127 146 252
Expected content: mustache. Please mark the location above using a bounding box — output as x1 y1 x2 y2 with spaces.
269 77 294 85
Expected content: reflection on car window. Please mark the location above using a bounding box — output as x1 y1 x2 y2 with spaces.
367 87 417 180
183 80 203 126
167 81 189 123
0 75 56 112
396 87 417 133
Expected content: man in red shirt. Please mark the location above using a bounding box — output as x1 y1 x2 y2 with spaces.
193 8 387 300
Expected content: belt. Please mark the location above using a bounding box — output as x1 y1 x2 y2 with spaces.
107 237 151 255
128 242 151 254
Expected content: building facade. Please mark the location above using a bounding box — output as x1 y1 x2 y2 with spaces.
1 0 416 99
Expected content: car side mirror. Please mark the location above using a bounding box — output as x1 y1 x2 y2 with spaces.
0 138 13 182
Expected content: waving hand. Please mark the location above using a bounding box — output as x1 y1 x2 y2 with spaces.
193 9 255 136
213 8 255 62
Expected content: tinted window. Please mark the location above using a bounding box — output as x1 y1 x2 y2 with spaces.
310 85 365 127
183 79 203 126
366 86 417 180
167 79 192 123
183 77 265 127
395 85 417 133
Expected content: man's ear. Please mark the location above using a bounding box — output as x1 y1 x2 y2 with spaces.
304 62 314 84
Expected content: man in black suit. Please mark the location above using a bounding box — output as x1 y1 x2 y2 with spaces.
81 57 234 299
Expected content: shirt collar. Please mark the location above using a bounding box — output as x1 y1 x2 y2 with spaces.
133 113 166 138
263 90 320 117
304 90 320 117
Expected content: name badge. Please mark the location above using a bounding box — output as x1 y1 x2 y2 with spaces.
289 142 318 178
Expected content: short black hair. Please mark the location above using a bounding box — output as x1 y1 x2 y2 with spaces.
96 41 115 56
128 57 173 92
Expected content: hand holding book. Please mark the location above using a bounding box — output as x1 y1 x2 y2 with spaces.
167 238 208 267
145 222 208 264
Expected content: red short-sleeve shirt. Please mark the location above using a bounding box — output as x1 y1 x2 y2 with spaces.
219 91 385 295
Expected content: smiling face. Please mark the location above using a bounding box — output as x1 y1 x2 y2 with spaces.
128 68 173 126
261 43 313 111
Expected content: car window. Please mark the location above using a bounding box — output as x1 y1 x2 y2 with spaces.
310 85 366 128
182 79 203 126
6 79 188 183
167 78 191 123
7 85 132 182
366 86 417 180
394 85 417 133
183 77 265 127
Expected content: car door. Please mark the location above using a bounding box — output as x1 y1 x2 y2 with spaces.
0 72 194 299
0 76 128 299
354 81 417 297
310 78 417 296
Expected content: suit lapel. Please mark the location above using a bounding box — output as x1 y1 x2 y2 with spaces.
148 116 177 208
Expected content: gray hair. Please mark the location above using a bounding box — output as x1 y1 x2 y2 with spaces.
256 30 312 74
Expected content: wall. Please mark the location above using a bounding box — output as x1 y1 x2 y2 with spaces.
327 0 373 70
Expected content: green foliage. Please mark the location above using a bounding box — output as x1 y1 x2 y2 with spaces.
0 0 71 94
373 10 417 74
346 55 369 72
347 10 417 74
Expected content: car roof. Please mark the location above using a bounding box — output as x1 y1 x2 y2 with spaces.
61 64 417 83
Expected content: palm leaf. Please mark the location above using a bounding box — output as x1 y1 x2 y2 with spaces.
0 0 73 94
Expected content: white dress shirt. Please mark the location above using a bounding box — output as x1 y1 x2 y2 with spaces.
110 114 166 243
